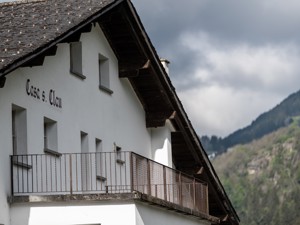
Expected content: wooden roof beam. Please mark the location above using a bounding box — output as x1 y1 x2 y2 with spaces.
196 166 204 175
146 110 174 128
171 115 202 165
119 59 150 78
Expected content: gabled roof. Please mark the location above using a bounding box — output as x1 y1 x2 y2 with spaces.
0 0 117 76
0 1 239 224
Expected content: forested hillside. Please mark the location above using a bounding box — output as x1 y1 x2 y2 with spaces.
202 89 300 153
212 119 300 225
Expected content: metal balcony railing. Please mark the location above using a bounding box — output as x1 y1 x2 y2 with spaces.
11 152 208 214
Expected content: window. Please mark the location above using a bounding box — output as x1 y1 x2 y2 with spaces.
81 131 89 154
12 105 27 155
95 139 106 182
95 138 102 153
99 53 112 94
70 41 85 79
12 105 30 168
44 117 60 156
115 144 124 165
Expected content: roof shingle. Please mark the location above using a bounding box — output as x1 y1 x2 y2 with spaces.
0 0 116 74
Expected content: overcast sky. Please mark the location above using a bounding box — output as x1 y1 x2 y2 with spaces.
2 0 300 137
131 0 300 137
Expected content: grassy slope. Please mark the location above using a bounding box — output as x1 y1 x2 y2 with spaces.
213 120 300 225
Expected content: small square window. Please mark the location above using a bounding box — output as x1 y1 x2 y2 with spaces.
12 104 31 168
95 138 106 183
70 42 86 79
99 54 113 94
44 117 58 154
12 104 27 155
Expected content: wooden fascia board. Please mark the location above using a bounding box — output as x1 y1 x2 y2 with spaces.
117 4 150 65
168 88 240 223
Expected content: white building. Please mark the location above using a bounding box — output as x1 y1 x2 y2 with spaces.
0 0 239 225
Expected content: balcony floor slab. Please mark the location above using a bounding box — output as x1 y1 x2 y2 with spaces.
9 192 220 223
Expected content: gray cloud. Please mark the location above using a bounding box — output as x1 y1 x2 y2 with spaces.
134 0 300 45
133 0 300 136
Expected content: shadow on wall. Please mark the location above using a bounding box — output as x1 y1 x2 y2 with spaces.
10 202 134 225
10 205 30 225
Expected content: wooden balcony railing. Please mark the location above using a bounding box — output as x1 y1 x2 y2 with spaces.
10 152 208 214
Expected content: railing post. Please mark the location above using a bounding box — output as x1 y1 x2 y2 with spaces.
193 178 196 210
205 184 209 214
69 154 73 195
163 166 167 201
147 159 151 195
179 172 182 206
130 152 134 192
10 156 14 196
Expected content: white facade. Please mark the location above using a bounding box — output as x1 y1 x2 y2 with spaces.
1 24 158 158
0 23 209 225
10 201 210 225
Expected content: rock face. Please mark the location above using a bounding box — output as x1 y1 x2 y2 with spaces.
212 119 300 225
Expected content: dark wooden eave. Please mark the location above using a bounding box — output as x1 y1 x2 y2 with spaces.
99 5 175 128
99 2 239 224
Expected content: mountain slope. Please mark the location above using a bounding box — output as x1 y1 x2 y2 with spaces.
223 90 300 148
202 89 300 153
212 119 300 225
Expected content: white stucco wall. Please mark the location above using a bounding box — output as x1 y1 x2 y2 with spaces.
10 201 210 225
135 202 210 225
0 76 13 225
11 202 136 225
151 120 175 167
0 23 154 157
0 150 10 225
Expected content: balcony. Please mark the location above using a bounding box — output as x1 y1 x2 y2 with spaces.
10 152 212 220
